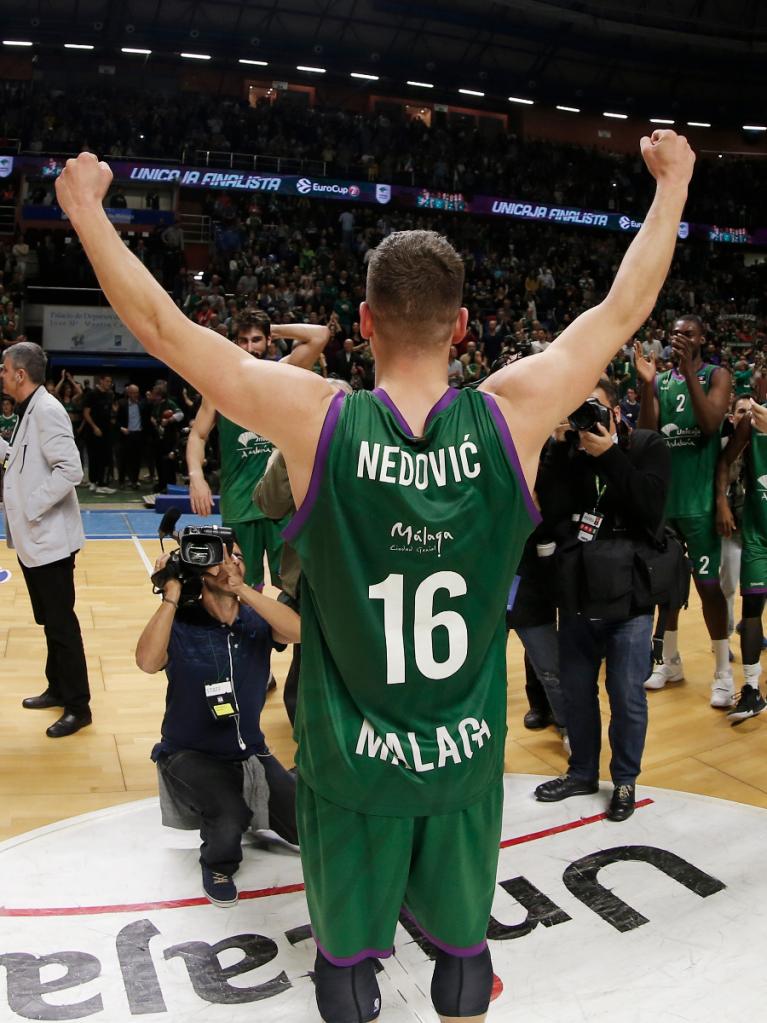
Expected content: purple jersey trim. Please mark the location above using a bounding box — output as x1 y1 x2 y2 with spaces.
372 387 460 438
425 387 460 426
401 906 488 958
281 391 345 544
742 587 767 595
372 387 413 435
480 392 542 526
696 577 721 586
314 935 393 968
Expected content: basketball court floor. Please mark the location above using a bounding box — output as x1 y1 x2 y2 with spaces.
1 510 766 1021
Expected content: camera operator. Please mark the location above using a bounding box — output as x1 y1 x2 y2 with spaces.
534 377 672 821
136 542 301 908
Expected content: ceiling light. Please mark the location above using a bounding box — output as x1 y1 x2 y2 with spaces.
556 105 580 113
121 47 151 55
603 111 627 119
65 43 95 50
351 72 379 80
687 121 711 127
508 96 533 105
650 118 675 124
180 52 211 60
297 65 325 73
743 124 767 131
407 80 433 88
3 40 33 46
239 58 268 66
459 88 484 97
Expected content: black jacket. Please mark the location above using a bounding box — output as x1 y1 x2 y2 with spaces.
537 429 672 619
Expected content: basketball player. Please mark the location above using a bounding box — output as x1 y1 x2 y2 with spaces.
55 129 694 1023
636 316 733 706
187 313 329 588
716 399 767 722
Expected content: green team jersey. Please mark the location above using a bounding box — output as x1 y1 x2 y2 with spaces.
287 387 539 817
0 413 17 443
657 363 721 518
743 424 767 541
218 414 272 523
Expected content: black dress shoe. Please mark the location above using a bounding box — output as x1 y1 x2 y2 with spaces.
606 784 636 822
535 774 599 802
23 691 64 710
46 711 92 739
523 707 554 730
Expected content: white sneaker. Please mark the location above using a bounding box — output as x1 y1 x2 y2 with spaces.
644 656 684 690
88 482 97 492
95 486 117 495
711 671 736 708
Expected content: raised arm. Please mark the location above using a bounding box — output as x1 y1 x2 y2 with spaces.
55 154 334 506
273 322 330 370
481 130 695 486
635 342 660 430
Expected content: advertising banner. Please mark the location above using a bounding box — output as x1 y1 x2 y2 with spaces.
43 305 144 354
15 155 762 246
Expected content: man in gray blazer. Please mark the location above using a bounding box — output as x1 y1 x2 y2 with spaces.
0 342 92 737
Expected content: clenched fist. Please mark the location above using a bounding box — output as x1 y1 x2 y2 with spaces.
55 151 113 220
639 130 695 189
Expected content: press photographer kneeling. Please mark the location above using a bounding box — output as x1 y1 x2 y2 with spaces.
534 377 679 821
136 524 301 908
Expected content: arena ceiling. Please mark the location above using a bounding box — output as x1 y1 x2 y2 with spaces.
1 0 765 123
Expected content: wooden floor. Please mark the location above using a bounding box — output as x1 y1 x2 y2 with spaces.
1 538 766 842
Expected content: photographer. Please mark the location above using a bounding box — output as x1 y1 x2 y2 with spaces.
534 377 672 821
136 540 301 908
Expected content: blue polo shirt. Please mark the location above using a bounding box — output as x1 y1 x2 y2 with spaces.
151 601 283 762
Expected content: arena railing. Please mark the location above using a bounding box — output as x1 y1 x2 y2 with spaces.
189 149 326 177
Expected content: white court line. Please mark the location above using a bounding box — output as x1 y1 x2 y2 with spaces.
131 533 154 576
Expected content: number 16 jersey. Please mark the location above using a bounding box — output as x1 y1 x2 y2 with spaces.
285 386 539 816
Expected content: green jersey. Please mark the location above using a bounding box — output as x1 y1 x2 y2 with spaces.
218 414 272 523
0 413 17 443
288 387 538 816
743 424 767 541
657 363 721 518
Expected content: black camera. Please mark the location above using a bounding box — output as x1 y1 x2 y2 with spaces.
150 508 237 603
568 397 613 435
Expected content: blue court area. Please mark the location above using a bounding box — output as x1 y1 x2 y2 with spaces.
0 509 222 541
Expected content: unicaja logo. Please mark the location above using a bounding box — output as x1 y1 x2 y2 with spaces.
296 178 312 194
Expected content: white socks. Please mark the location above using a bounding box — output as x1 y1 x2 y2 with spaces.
712 640 731 676
663 630 679 663
744 663 762 690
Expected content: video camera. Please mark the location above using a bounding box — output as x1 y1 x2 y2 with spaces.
150 508 236 604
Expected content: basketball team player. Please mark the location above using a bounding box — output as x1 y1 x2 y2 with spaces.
55 129 695 1023
636 317 734 706
716 399 767 722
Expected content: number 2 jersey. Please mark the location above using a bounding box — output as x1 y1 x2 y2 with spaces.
285 387 539 816
657 363 721 518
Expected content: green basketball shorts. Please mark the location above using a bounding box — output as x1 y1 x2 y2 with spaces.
740 534 767 595
670 514 721 583
296 776 504 965
223 517 283 588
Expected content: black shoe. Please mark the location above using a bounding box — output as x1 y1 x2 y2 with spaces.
728 685 766 724
23 691 64 710
534 774 599 802
606 783 636 822
46 710 92 738
523 707 554 730
201 866 238 907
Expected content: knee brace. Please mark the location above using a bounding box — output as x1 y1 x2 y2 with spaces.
430 946 493 1018
314 950 381 1023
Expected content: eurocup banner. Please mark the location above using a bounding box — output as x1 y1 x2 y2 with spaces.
13 154 764 245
